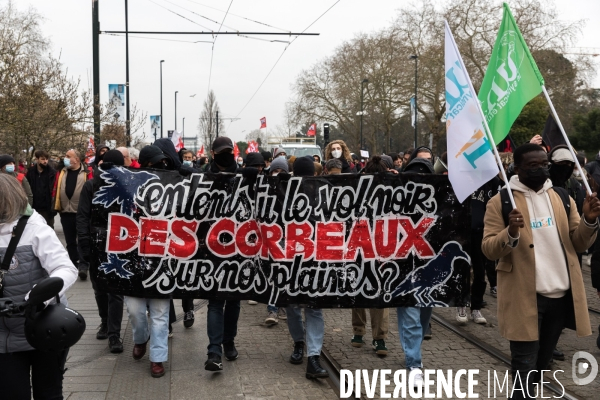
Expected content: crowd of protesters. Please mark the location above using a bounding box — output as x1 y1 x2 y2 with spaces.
2 132 600 400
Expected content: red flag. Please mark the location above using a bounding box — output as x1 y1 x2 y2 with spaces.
85 136 95 164
306 123 316 137
245 140 259 154
260 117 267 129
196 145 205 158
233 142 240 159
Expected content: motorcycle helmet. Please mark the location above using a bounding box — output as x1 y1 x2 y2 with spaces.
25 302 86 351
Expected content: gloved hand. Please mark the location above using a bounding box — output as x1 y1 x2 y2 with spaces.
178 166 193 177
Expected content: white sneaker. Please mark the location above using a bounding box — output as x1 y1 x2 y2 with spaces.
471 310 487 325
456 307 468 325
409 367 424 387
247 300 258 305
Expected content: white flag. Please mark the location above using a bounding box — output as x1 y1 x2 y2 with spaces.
171 130 184 152
445 22 499 203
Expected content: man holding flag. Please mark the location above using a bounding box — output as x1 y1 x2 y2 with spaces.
475 4 600 398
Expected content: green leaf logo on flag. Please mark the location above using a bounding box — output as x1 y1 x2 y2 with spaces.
478 2 544 145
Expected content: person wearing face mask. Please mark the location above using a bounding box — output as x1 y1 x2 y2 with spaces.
236 156 244 168
26 150 57 228
139 145 168 169
324 140 356 174
0 155 34 206
268 156 289 176
181 150 196 169
204 136 243 373
52 149 89 280
482 143 600 398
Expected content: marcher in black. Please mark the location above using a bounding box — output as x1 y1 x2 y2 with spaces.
77 150 125 353
26 150 57 229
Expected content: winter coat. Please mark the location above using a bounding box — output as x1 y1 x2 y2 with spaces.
26 164 57 212
52 164 88 213
0 210 77 353
482 180 596 341
154 139 182 169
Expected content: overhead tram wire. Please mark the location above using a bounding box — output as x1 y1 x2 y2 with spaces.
147 0 213 30
231 0 342 122
207 0 234 94
183 0 291 32
105 33 212 44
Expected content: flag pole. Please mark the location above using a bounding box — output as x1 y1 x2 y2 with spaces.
541 86 592 195
445 21 516 209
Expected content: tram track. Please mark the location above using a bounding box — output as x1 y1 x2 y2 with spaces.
431 312 582 400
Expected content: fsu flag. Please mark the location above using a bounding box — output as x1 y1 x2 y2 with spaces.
260 117 267 129
85 136 96 164
233 142 240 159
246 141 259 154
306 123 316 137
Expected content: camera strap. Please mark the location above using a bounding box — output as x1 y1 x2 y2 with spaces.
0 216 30 297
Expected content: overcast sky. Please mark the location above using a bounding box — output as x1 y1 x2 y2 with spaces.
14 0 600 146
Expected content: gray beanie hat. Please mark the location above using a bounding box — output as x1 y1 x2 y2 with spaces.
269 156 289 174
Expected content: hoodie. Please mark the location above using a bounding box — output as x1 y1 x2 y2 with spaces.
509 175 569 298
154 138 182 169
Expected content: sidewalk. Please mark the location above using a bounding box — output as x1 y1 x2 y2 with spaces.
55 218 337 400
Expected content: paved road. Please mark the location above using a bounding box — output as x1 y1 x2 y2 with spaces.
55 217 600 399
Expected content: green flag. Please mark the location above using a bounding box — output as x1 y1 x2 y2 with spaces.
478 2 545 145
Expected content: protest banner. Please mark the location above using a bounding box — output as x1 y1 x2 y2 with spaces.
90 167 470 308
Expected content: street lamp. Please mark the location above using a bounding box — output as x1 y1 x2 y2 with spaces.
410 55 418 148
160 60 164 138
175 91 178 130
360 78 369 150
183 117 185 135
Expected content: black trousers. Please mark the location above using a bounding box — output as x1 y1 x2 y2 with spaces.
37 210 55 229
509 294 568 399
470 229 496 309
0 349 68 400
60 213 80 268
90 273 124 337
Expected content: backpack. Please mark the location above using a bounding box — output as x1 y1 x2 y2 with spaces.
499 186 571 227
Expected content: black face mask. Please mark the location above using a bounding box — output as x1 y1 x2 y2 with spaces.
214 152 235 168
550 163 573 186
150 162 166 170
520 167 550 188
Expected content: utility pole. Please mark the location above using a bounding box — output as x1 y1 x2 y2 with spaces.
175 91 178 130
216 110 219 137
410 55 418 148
360 78 368 150
160 60 164 138
92 0 100 144
125 0 131 146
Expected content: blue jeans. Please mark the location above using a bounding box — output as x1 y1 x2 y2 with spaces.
125 297 170 362
286 306 324 357
206 299 241 356
267 305 278 313
396 307 433 369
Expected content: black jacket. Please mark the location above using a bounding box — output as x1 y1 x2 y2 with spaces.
154 139 182 169
76 179 94 260
471 176 502 230
26 164 56 212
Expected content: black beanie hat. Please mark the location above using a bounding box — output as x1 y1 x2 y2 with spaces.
261 151 272 162
102 149 125 166
0 155 15 170
293 156 315 177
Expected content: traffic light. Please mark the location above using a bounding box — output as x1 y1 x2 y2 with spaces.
323 123 330 146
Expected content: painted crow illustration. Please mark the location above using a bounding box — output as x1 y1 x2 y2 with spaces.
92 166 158 216
391 241 470 306
99 253 134 279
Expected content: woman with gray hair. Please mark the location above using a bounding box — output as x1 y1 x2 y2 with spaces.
0 174 78 399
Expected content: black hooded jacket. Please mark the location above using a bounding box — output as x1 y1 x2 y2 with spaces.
154 139 182 169
90 146 110 168
26 163 57 212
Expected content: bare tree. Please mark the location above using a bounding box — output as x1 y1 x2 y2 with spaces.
198 90 225 148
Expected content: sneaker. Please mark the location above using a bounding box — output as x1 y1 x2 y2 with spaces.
183 310 195 328
277 308 287 320
490 286 497 297
168 324 173 338
351 335 365 348
109 336 124 353
423 323 432 340
78 268 88 281
223 342 238 361
471 310 487 325
204 353 223 371
409 367 424 387
96 323 108 340
247 300 258 305
265 311 278 326
553 348 565 361
372 339 388 356
456 307 468 325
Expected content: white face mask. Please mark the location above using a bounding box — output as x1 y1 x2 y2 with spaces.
332 150 342 159
63 157 71 168
183 160 192 167
272 172 279 176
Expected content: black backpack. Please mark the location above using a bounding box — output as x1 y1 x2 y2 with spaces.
499 187 571 227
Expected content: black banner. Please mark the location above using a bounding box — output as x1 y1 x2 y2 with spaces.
90 167 471 308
